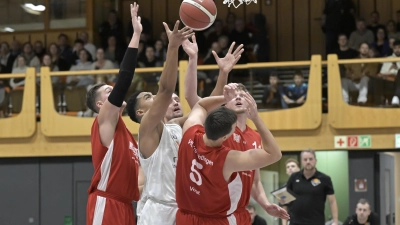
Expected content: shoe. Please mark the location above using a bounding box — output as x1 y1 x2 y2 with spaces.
391 96 399 106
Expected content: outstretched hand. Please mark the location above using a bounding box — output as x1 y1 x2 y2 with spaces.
223 83 238 102
182 35 198 58
243 92 258 121
213 42 244 74
130 3 142 34
163 21 194 48
264 204 290 220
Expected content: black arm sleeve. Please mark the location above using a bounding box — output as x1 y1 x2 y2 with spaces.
108 48 138 107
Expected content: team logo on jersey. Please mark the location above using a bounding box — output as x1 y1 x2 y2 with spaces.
172 157 177 168
129 141 139 164
311 178 321 186
233 133 241 143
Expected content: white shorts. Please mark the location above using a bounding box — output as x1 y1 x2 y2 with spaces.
137 198 178 225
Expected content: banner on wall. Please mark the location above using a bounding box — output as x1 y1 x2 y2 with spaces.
334 135 371 149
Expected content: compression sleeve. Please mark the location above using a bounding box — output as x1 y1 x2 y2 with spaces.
108 47 138 107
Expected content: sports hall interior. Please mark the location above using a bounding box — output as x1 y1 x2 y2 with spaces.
0 0 400 224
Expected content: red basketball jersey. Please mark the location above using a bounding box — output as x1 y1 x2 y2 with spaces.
88 116 140 201
223 126 261 209
176 125 244 218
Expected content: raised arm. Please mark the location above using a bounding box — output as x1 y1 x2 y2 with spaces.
182 35 201 108
139 21 193 134
183 83 238 133
98 3 141 147
184 42 243 108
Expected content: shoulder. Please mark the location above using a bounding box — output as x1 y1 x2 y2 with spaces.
316 171 332 181
184 124 204 137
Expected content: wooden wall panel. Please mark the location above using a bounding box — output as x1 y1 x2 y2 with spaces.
294 0 310 60
262 0 277 61
30 34 46 45
152 0 167 40
309 0 325 56
358 0 374 20
277 0 293 61
215 0 229 22
376 0 392 25
14 34 30 45
393 0 400 20
0 34 14 44
167 0 181 25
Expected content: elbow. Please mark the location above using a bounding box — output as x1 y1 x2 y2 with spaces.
272 149 283 162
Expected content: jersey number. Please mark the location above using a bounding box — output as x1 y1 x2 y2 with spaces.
189 159 203 186
252 141 261 149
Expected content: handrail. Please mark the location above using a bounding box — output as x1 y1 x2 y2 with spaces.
0 68 36 138
338 57 400 64
0 73 27 79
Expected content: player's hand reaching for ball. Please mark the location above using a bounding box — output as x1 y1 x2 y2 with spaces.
223 83 238 102
130 3 142 34
163 21 194 49
182 35 198 59
243 92 259 121
213 42 244 74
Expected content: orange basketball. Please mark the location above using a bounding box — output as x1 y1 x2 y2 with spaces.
179 0 217 31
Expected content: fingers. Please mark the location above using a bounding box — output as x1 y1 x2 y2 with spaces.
233 44 244 56
173 20 180 32
233 55 241 65
137 16 141 23
163 22 171 32
181 27 194 39
226 83 238 90
227 42 236 54
211 51 218 60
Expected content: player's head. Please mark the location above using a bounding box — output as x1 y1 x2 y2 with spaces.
245 204 256 223
285 158 300 176
127 91 183 124
356 198 371 223
300 149 317 171
225 83 249 115
204 107 237 141
86 83 114 114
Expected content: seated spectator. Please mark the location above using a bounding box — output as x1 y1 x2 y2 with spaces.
218 35 230 56
366 11 386 39
203 42 225 85
13 42 41 71
335 34 358 59
66 49 94 88
10 40 21 57
343 198 379 225
0 42 16 74
387 37 397 56
386 20 400 40
229 19 253 51
281 70 308 108
246 204 267 225
342 43 378 105
375 40 400 106
206 19 228 48
40 54 60 85
104 35 125 67
154 39 166 62
70 39 86 65
33 41 46 60
91 48 116 84
79 31 97 61
137 46 163 83
371 28 390 57
48 43 71 71
99 9 125 49
348 18 374 50
261 73 283 109
57 33 73 65
10 55 28 89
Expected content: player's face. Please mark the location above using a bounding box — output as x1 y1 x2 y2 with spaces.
136 92 155 116
96 85 119 109
246 208 256 223
286 162 300 176
301 152 316 171
356 203 371 221
165 93 183 121
225 90 248 114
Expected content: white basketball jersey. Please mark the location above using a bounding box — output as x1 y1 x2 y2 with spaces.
139 123 182 204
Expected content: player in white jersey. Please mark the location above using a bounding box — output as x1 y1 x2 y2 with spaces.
127 33 243 225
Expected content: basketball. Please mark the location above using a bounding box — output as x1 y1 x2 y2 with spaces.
179 0 217 31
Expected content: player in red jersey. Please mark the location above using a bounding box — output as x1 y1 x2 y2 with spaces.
84 3 144 225
176 83 282 225
184 44 290 221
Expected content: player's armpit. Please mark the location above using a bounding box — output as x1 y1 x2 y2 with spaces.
223 149 274 181
182 104 207 134
168 115 189 127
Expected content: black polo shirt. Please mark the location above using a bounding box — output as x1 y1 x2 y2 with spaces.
286 170 334 225
343 212 380 225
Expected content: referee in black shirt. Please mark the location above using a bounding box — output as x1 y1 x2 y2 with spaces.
286 149 339 225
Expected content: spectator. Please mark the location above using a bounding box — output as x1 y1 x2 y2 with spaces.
13 42 41 72
386 20 400 40
40 54 60 85
335 34 358 59
57 33 73 65
252 13 270 62
48 43 71 71
79 31 97 61
229 19 253 51
33 41 46 60
281 158 300 225
104 35 125 66
71 39 87 65
262 73 283 109
371 28 390 57
206 19 228 48
10 55 28 89
366 11 386 39
154 39 166 62
348 18 374 50
225 12 237 33
342 43 377 105
66 49 94 88
246 204 267 225
91 48 116 84
10 40 21 57
343 198 380 225
287 149 339 225
99 9 125 49
218 35 230 56
0 42 16 74
375 40 400 106
126 9 152 41
281 70 308 108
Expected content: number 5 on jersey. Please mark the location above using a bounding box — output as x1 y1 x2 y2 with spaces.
190 159 203 186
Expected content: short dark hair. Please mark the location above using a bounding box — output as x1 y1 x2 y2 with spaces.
236 83 248 92
127 91 144 124
356 17 366 23
301 149 316 159
204 107 237 141
359 42 370 49
285 158 299 167
58 33 68 40
358 198 369 205
393 40 400 47
86 83 107 113
246 204 255 211
74 39 85 45
294 69 303 77
338 33 347 39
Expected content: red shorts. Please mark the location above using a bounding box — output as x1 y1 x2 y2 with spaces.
86 190 135 225
176 209 251 225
